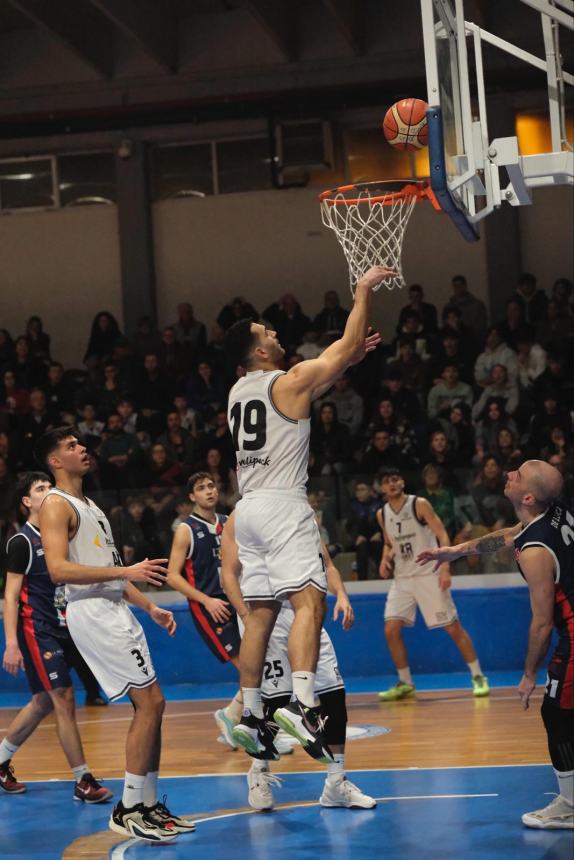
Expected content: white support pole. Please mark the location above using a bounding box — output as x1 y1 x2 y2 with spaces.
454 0 476 174
542 11 563 152
520 0 574 29
421 0 441 104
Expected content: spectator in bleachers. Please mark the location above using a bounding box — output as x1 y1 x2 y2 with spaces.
471 455 516 529
493 427 523 469
197 408 236 468
497 298 526 349
216 296 259 331
263 293 311 357
419 463 456 538
10 335 45 389
172 394 198 435
424 429 460 484
203 323 227 380
540 426 572 468
310 402 352 476
132 315 162 359
44 361 74 416
472 364 519 420
94 362 126 418
313 290 349 337
441 402 475 464
84 311 122 366
510 272 547 324
112 496 164 565
440 304 479 360
474 396 518 459
358 429 401 475
171 302 207 364
158 325 190 384
77 403 105 443
427 331 473 386
0 329 14 366
140 442 184 495
321 372 364 440
307 491 340 558
296 328 323 360
367 398 419 464
134 352 172 436
551 277 573 317
116 398 139 436
474 326 518 388
396 283 438 335
427 364 473 420
536 299 574 351
18 389 56 467
443 274 488 346
0 369 29 418
388 338 426 393
171 495 193 532
392 310 434 360
379 367 422 425
0 455 18 525
186 360 225 417
527 389 572 455
514 325 547 390
201 446 239 512
530 350 574 410
98 412 141 490
0 431 18 473
25 315 51 364
157 411 197 475
346 480 382 580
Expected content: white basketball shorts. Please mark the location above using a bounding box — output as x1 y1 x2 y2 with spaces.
235 490 327 601
66 597 157 701
384 575 458 629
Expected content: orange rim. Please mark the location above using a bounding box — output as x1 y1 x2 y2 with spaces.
319 179 440 209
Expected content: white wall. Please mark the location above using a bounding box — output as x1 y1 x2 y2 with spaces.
0 206 122 368
153 189 489 341
518 186 574 288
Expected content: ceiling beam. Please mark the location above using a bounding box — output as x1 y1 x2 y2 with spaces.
87 0 177 74
321 0 363 55
5 0 113 78
243 0 297 62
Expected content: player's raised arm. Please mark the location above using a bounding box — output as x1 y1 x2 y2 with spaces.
220 512 250 620
40 494 168 587
416 522 522 572
516 547 556 710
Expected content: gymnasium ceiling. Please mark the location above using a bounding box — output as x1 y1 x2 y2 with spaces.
0 0 572 138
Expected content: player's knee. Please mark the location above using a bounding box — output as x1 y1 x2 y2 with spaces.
384 621 403 641
50 685 76 713
319 689 347 747
444 621 463 640
31 693 53 719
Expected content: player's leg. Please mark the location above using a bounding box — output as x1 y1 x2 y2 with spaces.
0 692 52 794
141 719 196 834
214 656 243 750
522 695 574 828
442 620 489 696
66 637 107 706
378 580 416 701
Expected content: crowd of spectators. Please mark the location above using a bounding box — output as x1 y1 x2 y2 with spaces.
1 273 572 583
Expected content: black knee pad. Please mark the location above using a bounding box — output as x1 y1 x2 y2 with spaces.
541 700 574 772
318 688 347 747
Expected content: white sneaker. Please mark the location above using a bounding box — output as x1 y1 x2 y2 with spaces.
247 766 283 811
274 730 295 756
522 795 574 829
319 777 377 809
214 708 238 750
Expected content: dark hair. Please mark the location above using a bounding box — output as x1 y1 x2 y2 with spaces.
34 426 77 469
17 471 52 500
379 466 403 480
409 283 423 294
49 361 64 371
187 471 213 493
224 318 257 370
518 272 536 288
452 274 467 285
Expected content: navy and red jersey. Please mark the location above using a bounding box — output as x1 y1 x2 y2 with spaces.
6 522 67 637
514 503 574 709
181 512 228 598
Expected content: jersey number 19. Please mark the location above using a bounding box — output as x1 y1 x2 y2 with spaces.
230 400 267 451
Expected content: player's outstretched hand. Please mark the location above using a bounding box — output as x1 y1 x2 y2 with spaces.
355 265 397 293
518 673 536 710
348 326 382 367
151 605 176 636
333 593 354 630
2 643 24 676
124 558 169 587
205 596 232 624
416 546 459 573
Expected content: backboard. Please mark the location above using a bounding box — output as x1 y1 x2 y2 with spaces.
420 0 574 241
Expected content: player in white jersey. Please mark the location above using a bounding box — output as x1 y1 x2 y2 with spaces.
220 512 376 811
35 427 195 844
375 468 489 701
223 265 390 761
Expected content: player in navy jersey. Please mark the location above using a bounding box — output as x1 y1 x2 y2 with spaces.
0 472 112 802
166 472 243 748
418 460 574 829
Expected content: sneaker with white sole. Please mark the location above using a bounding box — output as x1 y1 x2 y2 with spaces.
274 699 333 763
147 795 196 833
273 730 295 756
214 708 238 750
320 776 377 809
247 765 283 811
522 795 574 829
109 800 178 842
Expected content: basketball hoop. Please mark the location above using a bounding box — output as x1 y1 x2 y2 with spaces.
319 179 439 295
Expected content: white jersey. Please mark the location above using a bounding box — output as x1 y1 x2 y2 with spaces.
382 495 437 578
228 369 310 495
45 488 124 603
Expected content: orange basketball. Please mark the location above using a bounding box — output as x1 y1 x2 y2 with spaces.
383 98 429 151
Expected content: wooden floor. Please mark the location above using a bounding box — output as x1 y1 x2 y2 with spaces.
0 687 548 781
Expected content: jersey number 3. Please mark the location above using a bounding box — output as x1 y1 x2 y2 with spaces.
230 400 267 451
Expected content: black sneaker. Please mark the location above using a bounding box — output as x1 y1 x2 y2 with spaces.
274 699 334 763
232 711 279 760
147 795 196 833
109 800 178 842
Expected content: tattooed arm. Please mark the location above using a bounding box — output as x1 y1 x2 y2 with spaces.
416 523 522 572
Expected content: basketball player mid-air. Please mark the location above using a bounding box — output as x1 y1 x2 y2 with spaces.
35 427 195 843
376 468 489 700
224 264 390 761
417 460 573 830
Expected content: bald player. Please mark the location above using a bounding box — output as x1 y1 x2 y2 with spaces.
417 460 573 830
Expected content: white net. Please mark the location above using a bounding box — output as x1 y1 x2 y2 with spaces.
320 181 426 296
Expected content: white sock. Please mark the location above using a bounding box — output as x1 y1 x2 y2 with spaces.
327 753 345 781
143 770 159 806
71 763 89 783
122 772 145 808
468 660 482 677
242 688 264 719
398 667 413 686
250 759 269 775
225 691 244 724
292 672 317 708
555 768 574 806
0 738 19 764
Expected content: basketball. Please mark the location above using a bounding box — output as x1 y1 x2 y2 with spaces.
383 98 429 151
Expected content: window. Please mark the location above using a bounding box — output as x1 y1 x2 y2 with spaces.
58 152 116 206
216 138 272 194
0 158 54 210
151 143 213 200
344 127 429 183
